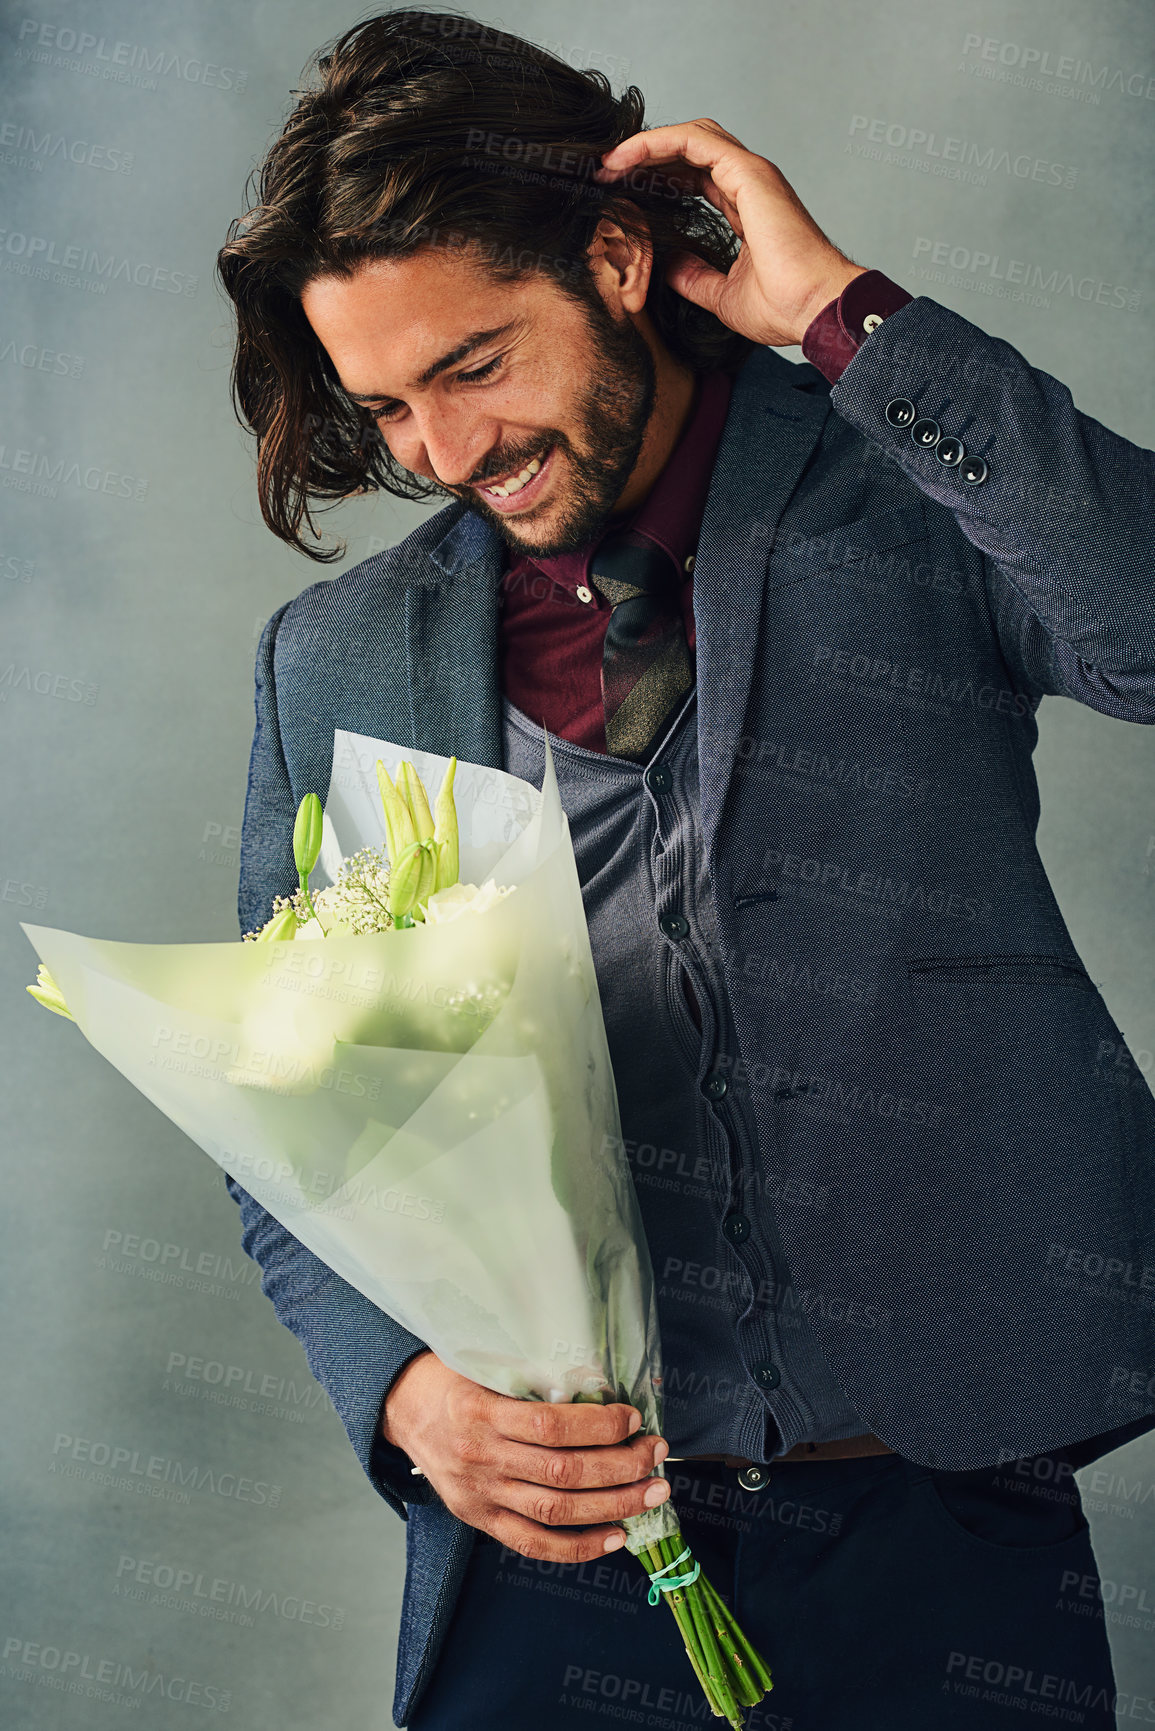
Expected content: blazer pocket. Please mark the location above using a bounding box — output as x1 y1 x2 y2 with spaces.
764 498 929 592
906 953 1095 989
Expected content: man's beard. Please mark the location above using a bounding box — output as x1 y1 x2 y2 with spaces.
450 285 657 559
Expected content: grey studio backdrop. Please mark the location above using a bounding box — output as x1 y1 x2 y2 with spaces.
2 0 1153 1725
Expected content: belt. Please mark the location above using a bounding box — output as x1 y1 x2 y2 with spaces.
666 1433 894 1491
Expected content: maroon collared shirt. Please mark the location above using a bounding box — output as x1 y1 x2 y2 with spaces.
498 270 912 751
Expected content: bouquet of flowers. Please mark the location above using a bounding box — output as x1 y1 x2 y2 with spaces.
25 728 772 1726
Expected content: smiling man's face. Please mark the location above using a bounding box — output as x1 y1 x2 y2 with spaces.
299 229 684 559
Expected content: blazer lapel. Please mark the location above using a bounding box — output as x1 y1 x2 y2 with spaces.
693 350 831 857
411 505 506 769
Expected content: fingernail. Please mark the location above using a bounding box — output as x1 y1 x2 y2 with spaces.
604 1531 625 1552
626 1412 642 1435
644 1480 671 1508
653 1440 669 1464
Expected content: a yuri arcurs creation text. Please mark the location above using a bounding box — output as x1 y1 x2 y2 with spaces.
25 729 772 1725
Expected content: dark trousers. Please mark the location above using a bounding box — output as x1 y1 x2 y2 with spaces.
407 1452 1117 1730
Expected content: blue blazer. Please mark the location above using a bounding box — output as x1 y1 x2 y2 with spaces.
228 295 1155 1726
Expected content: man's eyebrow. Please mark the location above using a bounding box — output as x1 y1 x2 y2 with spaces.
343 322 522 403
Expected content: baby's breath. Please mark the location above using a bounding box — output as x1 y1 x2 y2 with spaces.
243 846 394 940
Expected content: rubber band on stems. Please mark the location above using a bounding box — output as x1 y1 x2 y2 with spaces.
645 1546 701 1606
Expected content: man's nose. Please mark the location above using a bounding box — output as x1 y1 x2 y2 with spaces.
399 410 496 490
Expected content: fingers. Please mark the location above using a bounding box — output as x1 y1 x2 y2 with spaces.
484 1395 647 1450
484 1509 635 1565
595 118 749 188
499 1471 671 1533
598 117 745 174
497 1430 668 1493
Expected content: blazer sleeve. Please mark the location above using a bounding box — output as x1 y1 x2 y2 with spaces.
827 295 1155 722
224 603 437 1520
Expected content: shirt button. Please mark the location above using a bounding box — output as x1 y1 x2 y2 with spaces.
862 312 884 334
659 912 690 941
644 763 673 795
576 584 594 604
884 397 916 428
723 1213 750 1245
683 553 695 575
701 1071 728 1101
753 1362 781 1390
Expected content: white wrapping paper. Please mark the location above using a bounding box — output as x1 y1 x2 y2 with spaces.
23 730 664 1427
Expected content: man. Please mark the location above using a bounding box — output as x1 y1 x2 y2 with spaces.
217 11 1155 1728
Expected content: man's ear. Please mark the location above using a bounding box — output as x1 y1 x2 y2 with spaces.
587 201 653 313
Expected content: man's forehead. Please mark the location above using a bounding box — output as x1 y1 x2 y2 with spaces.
302 253 540 393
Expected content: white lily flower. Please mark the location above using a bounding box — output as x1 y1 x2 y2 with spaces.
423 879 516 924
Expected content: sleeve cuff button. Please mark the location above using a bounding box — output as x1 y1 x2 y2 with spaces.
884 397 917 428
960 455 990 486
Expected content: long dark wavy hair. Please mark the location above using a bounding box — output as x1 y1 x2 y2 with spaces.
216 9 753 560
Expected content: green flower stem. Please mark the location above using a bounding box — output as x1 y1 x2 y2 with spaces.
676 1544 740 1725
297 876 326 934
642 1540 720 1717
701 1575 773 1698
641 1534 739 1723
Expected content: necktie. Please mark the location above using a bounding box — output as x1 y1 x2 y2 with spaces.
587 534 694 763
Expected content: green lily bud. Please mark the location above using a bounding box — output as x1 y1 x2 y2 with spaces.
433 756 460 891
255 904 301 942
400 760 435 841
387 838 425 920
293 792 324 880
26 963 75 1021
291 791 326 930
376 760 415 866
399 762 438 908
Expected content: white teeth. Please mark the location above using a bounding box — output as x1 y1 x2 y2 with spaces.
483 451 544 497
